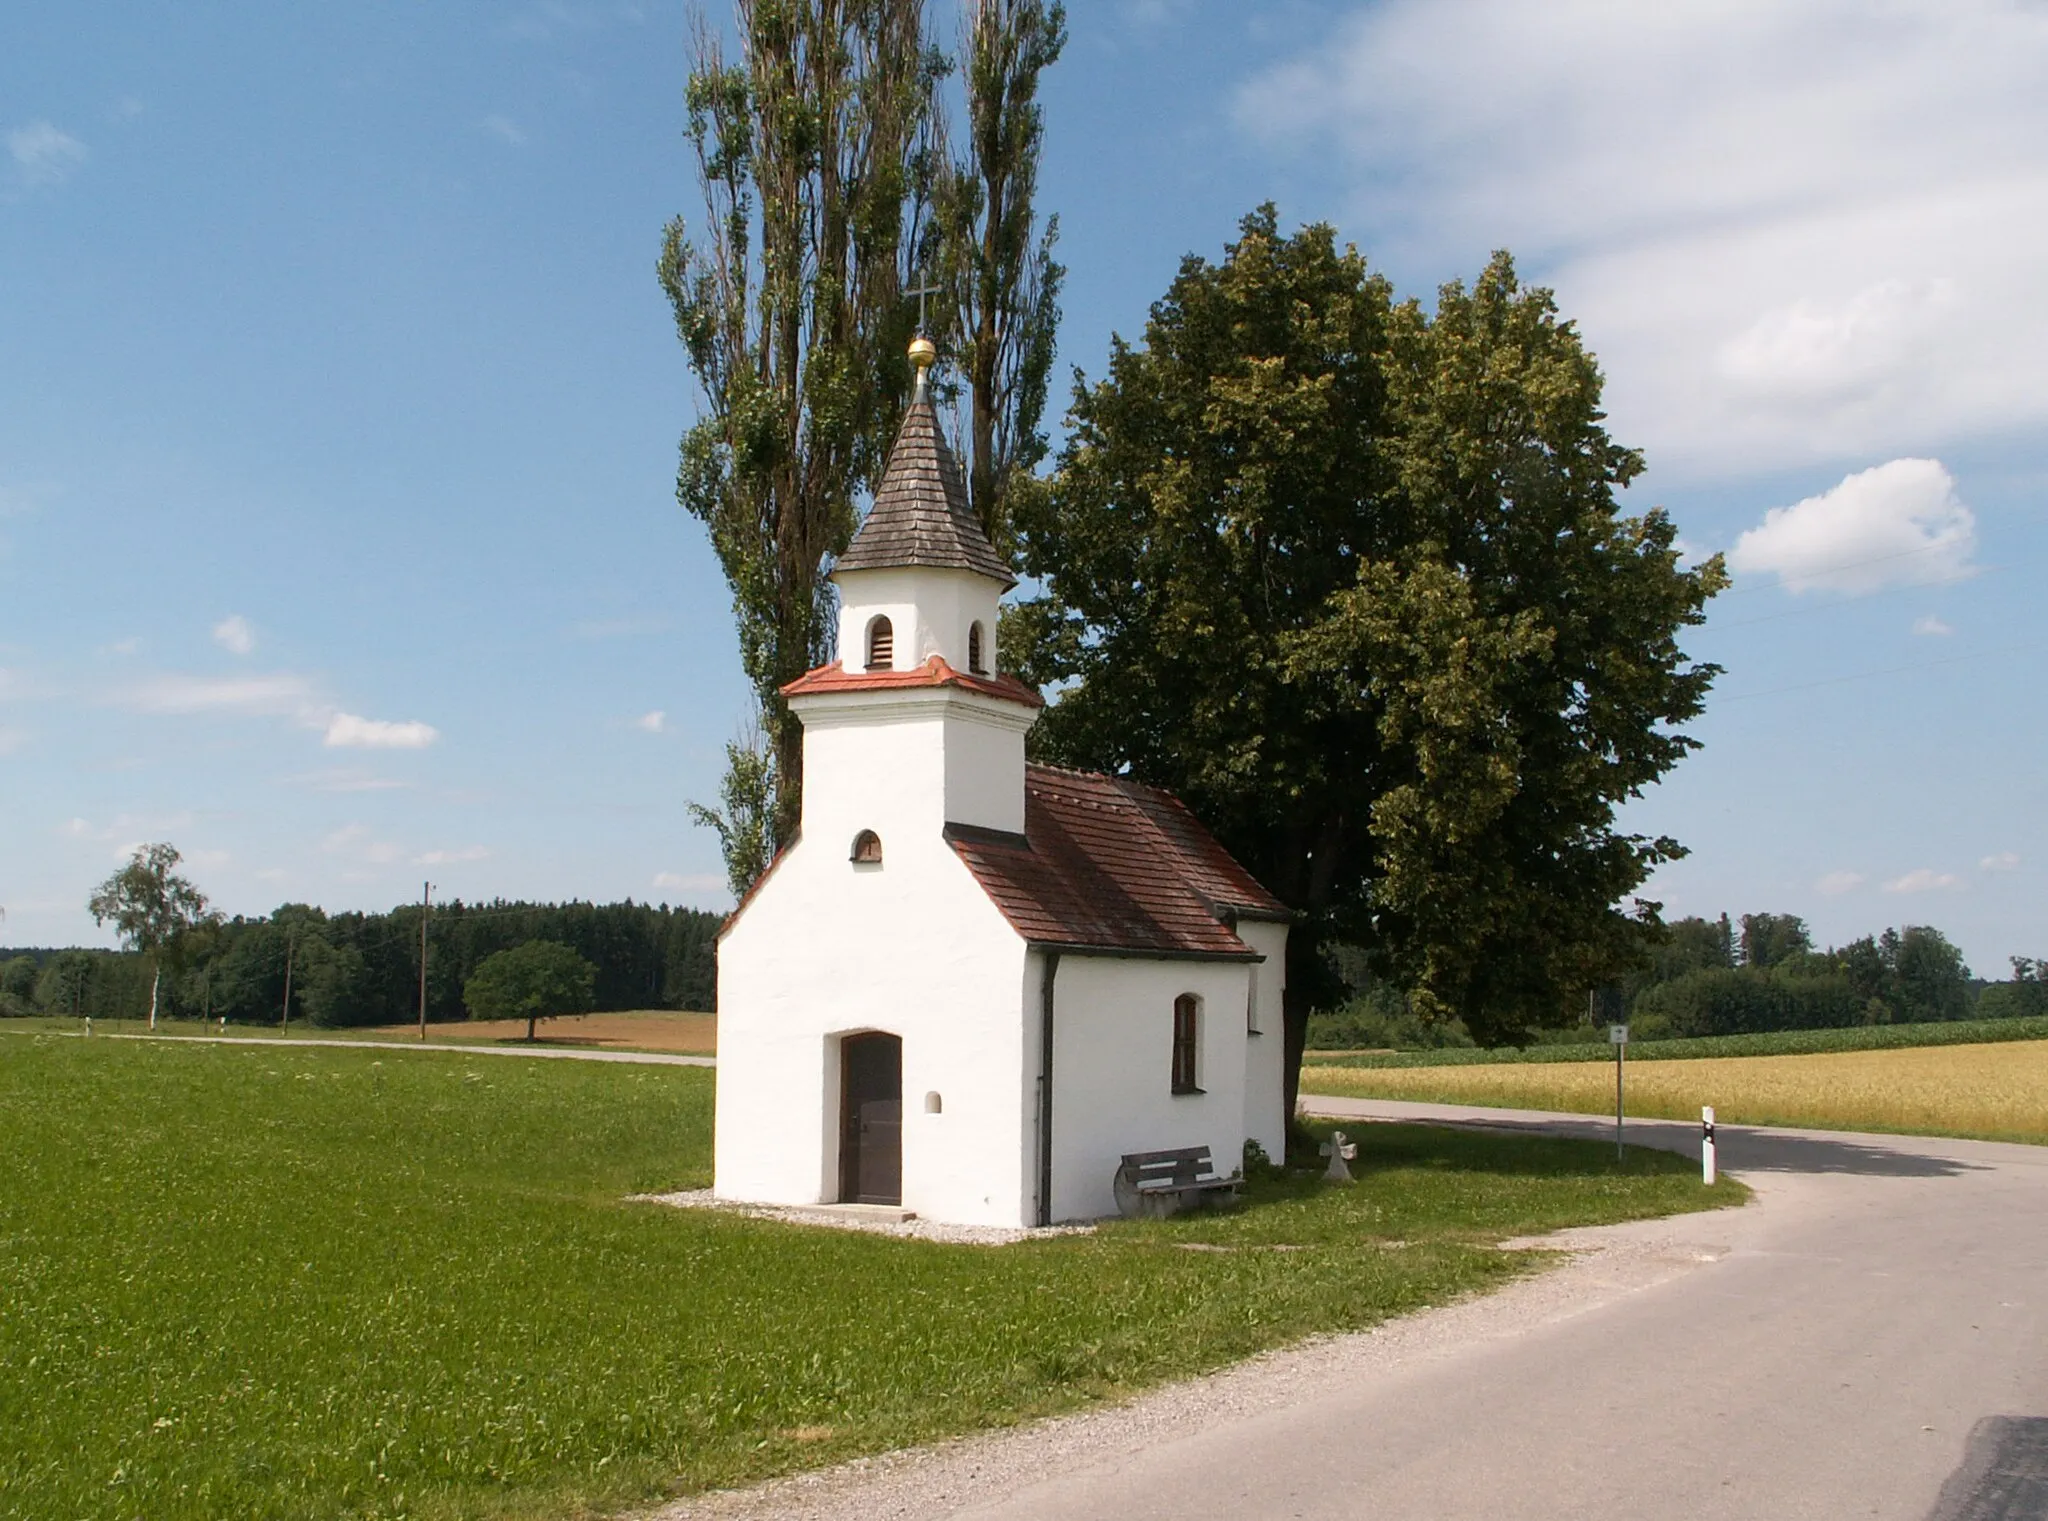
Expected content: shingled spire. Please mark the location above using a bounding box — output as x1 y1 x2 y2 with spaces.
835 337 1015 587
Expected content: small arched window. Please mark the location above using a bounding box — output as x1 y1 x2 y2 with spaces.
850 829 883 865
968 620 987 675
1171 993 1201 1094
865 615 894 671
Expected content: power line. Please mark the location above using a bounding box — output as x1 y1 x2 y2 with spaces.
1714 637 2046 704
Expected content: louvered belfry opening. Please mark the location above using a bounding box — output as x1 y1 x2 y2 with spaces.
968 621 986 675
866 615 894 671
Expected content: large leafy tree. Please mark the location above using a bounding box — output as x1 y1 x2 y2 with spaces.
931 0 1065 545
1012 209 1726 1106
463 940 598 1042
87 842 214 1030
659 0 943 854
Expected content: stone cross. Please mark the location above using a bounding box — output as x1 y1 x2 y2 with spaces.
1321 1129 1358 1182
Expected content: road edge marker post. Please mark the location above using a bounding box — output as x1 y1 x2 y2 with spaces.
1609 1022 1628 1160
1702 1105 1717 1186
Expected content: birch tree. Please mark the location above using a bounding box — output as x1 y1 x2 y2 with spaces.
88 843 211 1031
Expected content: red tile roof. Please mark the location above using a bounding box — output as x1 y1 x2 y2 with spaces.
948 765 1292 960
782 654 1044 709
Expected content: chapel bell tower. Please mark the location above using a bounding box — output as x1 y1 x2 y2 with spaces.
780 334 1039 842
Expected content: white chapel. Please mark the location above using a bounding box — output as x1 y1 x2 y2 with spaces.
714 337 1291 1228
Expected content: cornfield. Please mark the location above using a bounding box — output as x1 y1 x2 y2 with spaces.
1301 1039 2048 1144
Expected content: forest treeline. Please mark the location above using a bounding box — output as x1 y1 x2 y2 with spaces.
0 899 720 1028
1312 913 2046 1049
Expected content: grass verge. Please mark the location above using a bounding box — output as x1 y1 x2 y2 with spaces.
1305 1013 2048 1069
0 1036 1740 1521
1302 1039 2048 1144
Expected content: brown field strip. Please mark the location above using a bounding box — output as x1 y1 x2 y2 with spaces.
356 1009 717 1053
1300 1039 2048 1143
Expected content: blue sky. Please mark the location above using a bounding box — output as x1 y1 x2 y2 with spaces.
2 1 2041 976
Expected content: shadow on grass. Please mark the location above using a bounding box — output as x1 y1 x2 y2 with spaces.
1095 1120 1745 1251
1314 1108 1988 1181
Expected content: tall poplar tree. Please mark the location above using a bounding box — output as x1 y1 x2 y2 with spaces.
932 0 1066 545
660 0 943 851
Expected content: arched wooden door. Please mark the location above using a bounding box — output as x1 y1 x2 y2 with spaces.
839 1032 902 1205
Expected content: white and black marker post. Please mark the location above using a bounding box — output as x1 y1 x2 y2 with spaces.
1609 1022 1629 1159
1702 1105 1717 1185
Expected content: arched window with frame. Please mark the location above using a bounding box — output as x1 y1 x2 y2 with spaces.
865 615 894 672
1171 993 1201 1094
850 829 883 865
967 620 987 675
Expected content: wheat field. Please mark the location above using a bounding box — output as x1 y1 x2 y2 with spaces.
1301 1039 2048 1143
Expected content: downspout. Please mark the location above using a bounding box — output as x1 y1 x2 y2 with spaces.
1036 949 1060 1228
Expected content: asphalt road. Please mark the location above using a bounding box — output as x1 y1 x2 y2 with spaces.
672 1099 2048 1521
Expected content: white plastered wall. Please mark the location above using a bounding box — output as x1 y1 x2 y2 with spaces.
1236 918 1290 1162
799 687 1028 838
716 832 1032 1227
716 679 1038 1227
1043 952 1256 1223
833 566 1002 675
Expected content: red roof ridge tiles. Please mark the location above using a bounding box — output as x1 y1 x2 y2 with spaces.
781 654 1044 709
946 763 1293 960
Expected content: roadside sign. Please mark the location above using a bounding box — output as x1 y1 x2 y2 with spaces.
1609 1023 1629 1045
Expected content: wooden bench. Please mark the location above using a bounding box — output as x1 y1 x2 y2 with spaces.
1112 1146 1241 1219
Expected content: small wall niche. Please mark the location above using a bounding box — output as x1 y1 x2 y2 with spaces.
923 1091 943 1114
850 829 883 866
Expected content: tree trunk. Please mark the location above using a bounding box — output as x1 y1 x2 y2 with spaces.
527 1012 537 1042
148 961 160 1032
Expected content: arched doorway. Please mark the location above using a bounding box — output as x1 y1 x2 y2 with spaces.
839 1032 902 1205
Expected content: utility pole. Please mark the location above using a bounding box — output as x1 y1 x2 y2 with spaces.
418 882 433 1040
281 930 295 1031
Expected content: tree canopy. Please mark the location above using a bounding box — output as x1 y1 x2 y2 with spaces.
87 843 213 1031
463 941 598 1042
1012 208 1726 1090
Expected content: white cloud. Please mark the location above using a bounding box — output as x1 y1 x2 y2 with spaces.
126 673 315 716
480 113 527 146
1884 868 1962 893
653 871 724 893
1911 614 1955 637
322 713 438 750
417 845 490 865
212 614 256 655
1816 870 1865 896
106 637 142 657
0 725 23 756
1728 459 1975 595
1235 1 2048 481
7 120 87 187
635 710 666 733
1980 851 2021 872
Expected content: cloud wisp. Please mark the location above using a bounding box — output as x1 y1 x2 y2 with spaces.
1816 870 1866 896
212 615 256 655
1980 851 2021 872
1728 459 1976 595
1884 868 1962 894
1235 1 2048 480
118 670 439 750
6 120 87 187
635 710 665 733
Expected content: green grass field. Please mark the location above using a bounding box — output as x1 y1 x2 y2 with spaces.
0 1035 1740 1521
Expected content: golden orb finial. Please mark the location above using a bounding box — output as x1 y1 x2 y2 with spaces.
908 333 937 400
